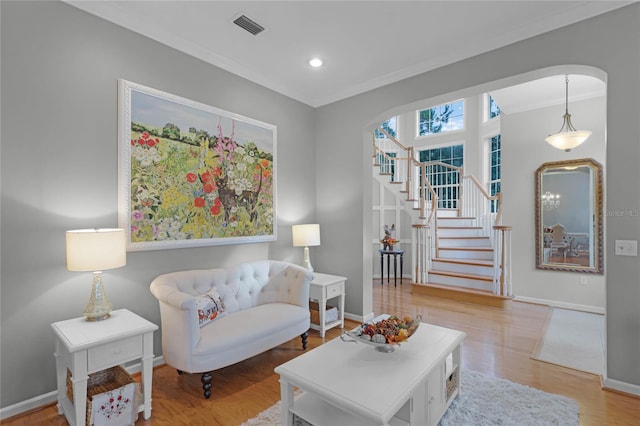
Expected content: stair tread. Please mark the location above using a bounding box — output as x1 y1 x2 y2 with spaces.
429 270 493 281
439 247 493 251
438 217 476 220
439 236 490 239
432 258 493 267
437 226 483 229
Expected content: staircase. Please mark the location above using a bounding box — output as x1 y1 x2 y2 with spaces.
413 209 512 309
373 128 513 309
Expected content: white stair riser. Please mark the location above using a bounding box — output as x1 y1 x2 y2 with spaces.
428 273 494 291
436 209 459 218
438 249 494 260
437 228 485 238
438 238 491 248
431 261 494 276
437 218 475 227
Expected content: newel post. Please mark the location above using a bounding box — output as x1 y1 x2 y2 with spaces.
413 224 430 284
493 225 512 297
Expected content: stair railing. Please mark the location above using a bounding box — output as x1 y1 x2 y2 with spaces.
461 175 512 297
422 161 463 215
373 129 510 294
374 129 440 219
461 175 503 238
372 132 412 191
374 129 438 284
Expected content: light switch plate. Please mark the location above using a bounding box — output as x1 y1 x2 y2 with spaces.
615 240 638 256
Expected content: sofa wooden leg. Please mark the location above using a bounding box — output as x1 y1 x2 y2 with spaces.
177 369 184 375
301 332 308 350
201 372 213 399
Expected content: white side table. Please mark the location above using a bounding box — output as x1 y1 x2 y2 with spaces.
51 309 158 425
309 273 346 337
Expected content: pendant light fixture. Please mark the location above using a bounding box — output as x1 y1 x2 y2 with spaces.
545 75 592 152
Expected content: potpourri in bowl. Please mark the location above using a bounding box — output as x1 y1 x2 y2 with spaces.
341 314 422 352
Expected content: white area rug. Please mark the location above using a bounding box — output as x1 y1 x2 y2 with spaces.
241 369 579 426
532 308 605 375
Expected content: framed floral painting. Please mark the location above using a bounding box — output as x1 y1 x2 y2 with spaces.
118 80 276 251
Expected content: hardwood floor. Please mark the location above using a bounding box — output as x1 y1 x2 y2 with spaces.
6 279 639 425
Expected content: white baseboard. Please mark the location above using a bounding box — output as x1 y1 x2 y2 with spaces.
514 295 605 314
603 376 640 397
343 311 375 323
0 390 59 421
0 356 166 421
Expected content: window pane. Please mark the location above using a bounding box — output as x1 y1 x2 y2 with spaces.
440 147 451 160
375 116 398 139
489 135 501 212
417 100 465 136
489 96 501 119
419 144 464 208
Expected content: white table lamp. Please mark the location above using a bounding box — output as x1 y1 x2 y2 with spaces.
292 224 320 272
66 228 126 321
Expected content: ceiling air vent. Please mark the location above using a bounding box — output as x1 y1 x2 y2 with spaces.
233 14 265 36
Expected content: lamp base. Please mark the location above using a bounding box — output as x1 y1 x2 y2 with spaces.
84 272 113 321
302 246 314 273
85 313 111 322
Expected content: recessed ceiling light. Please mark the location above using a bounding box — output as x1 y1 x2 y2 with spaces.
309 58 323 68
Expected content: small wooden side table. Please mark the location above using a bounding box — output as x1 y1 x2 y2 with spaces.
309 273 346 337
51 309 158 425
378 248 404 287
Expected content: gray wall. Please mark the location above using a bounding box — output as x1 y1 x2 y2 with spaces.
315 3 639 392
1 1 315 407
2 0 640 410
502 96 606 309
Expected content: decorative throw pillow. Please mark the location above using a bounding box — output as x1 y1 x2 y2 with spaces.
195 288 226 327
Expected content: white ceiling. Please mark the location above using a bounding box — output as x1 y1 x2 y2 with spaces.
66 1 628 108
490 73 606 115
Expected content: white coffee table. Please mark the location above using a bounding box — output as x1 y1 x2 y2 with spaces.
275 320 465 426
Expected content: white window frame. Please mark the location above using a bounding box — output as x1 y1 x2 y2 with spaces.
415 99 466 139
375 115 400 140
486 133 501 213
483 93 501 123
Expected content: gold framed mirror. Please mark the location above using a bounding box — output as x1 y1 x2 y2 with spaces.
535 158 603 274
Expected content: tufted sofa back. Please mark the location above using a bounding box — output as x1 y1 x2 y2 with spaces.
150 260 311 315
149 260 312 374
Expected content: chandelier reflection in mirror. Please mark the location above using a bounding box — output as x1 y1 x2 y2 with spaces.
541 192 561 210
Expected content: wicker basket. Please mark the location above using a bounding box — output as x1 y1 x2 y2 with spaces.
445 369 459 401
309 301 338 325
66 365 140 425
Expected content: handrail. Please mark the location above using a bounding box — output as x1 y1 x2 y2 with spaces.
373 129 510 294
421 161 462 213
377 127 410 151
463 174 503 226
376 126 439 221
466 174 493 198
375 129 440 284
424 160 463 172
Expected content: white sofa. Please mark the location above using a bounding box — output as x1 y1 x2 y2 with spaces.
149 260 312 398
